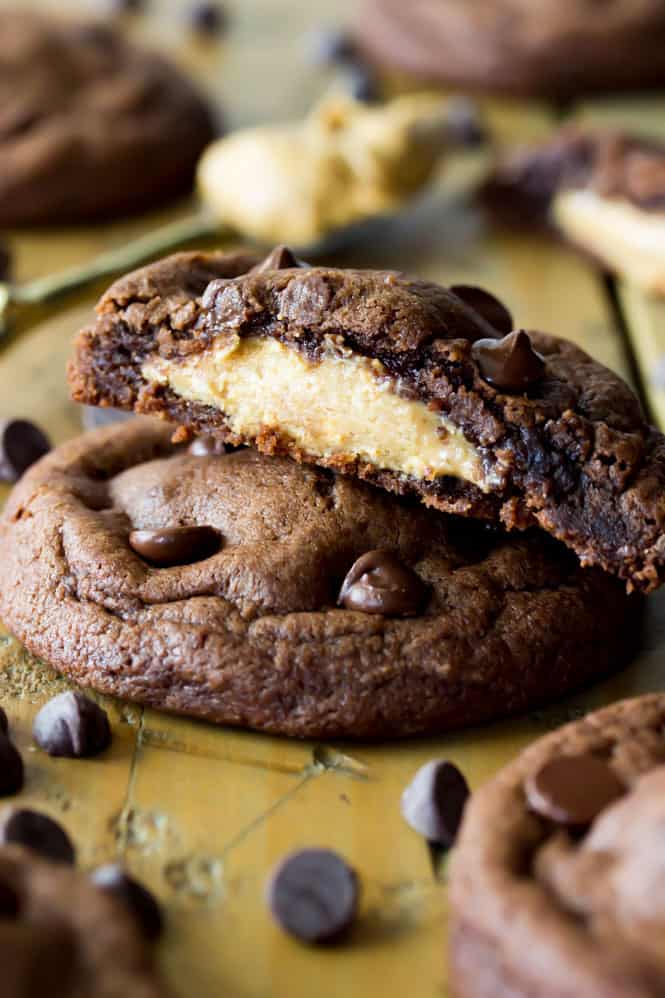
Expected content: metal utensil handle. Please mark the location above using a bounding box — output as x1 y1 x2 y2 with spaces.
12 211 221 307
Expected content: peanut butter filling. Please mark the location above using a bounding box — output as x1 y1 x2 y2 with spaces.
553 189 665 293
142 336 489 488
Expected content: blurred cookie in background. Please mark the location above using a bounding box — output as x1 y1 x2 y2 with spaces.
355 0 665 99
0 9 216 225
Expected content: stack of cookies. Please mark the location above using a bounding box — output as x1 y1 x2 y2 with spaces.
0 245 659 738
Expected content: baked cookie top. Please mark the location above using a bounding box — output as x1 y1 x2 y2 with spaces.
0 419 636 738
0 9 215 224
0 845 165 997
450 694 665 998
355 0 665 98
70 248 665 592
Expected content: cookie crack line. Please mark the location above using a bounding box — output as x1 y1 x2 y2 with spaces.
68 249 665 592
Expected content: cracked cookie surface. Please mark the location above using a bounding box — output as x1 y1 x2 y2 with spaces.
450 694 665 998
0 10 214 224
0 419 639 738
70 249 665 592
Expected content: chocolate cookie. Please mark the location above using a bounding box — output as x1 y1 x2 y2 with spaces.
70 248 665 592
449 694 665 998
0 419 638 738
0 844 165 997
483 127 665 295
355 0 665 98
0 10 215 224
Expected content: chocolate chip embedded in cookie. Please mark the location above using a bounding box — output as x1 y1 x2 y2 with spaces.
355 0 665 98
0 846 166 997
0 419 640 738
0 10 215 225
449 694 665 998
70 248 665 592
483 127 665 295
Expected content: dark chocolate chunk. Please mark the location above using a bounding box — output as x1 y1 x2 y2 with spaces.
189 2 228 35
473 330 545 391
450 285 513 336
0 707 8 736
525 754 626 828
33 692 111 759
445 97 487 149
0 419 51 483
0 808 75 864
345 64 381 103
0 243 12 283
129 525 221 567
188 436 227 457
267 848 359 943
0 881 19 918
307 28 358 66
338 550 428 616
251 245 309 274
91 865 163 940
400 760 470 846
0 736 22 797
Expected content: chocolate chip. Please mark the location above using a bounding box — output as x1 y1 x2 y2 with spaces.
307 28 358 66
188 436 227 457
0 736 23 797
0 244 11 283
450 285 513 336
445 98 487 149
345 64 381 103
267 849 359 943
189 2 228 35
33 692 111 759
252 245 308 273
338 550 428 616
0 707 8 736
0 808 75 864
473 330 545 392
0 419 51 483
91 865 163 940
401 760 469 847
525 754 626 828
129 526 221 567
0 881 19 918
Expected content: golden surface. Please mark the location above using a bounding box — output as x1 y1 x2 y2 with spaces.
0 3 664 997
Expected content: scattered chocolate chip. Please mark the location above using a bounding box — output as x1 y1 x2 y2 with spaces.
525 754 626 828
0 243 12 283
0 881 19 918
450 285 513 336
0 708 8 736
189 1 228 35
0 808 75 864
345 64 381 103
338 550 428 616
0 419 51 484
445 98 487 148
401 760 469 846
267 849 359 943
91 865 163 940
307 28 357 66
33 692 111 759
188 436 227 457
0 736 22 797
129 525 221 567
81 406 132 432
473 330 545 392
